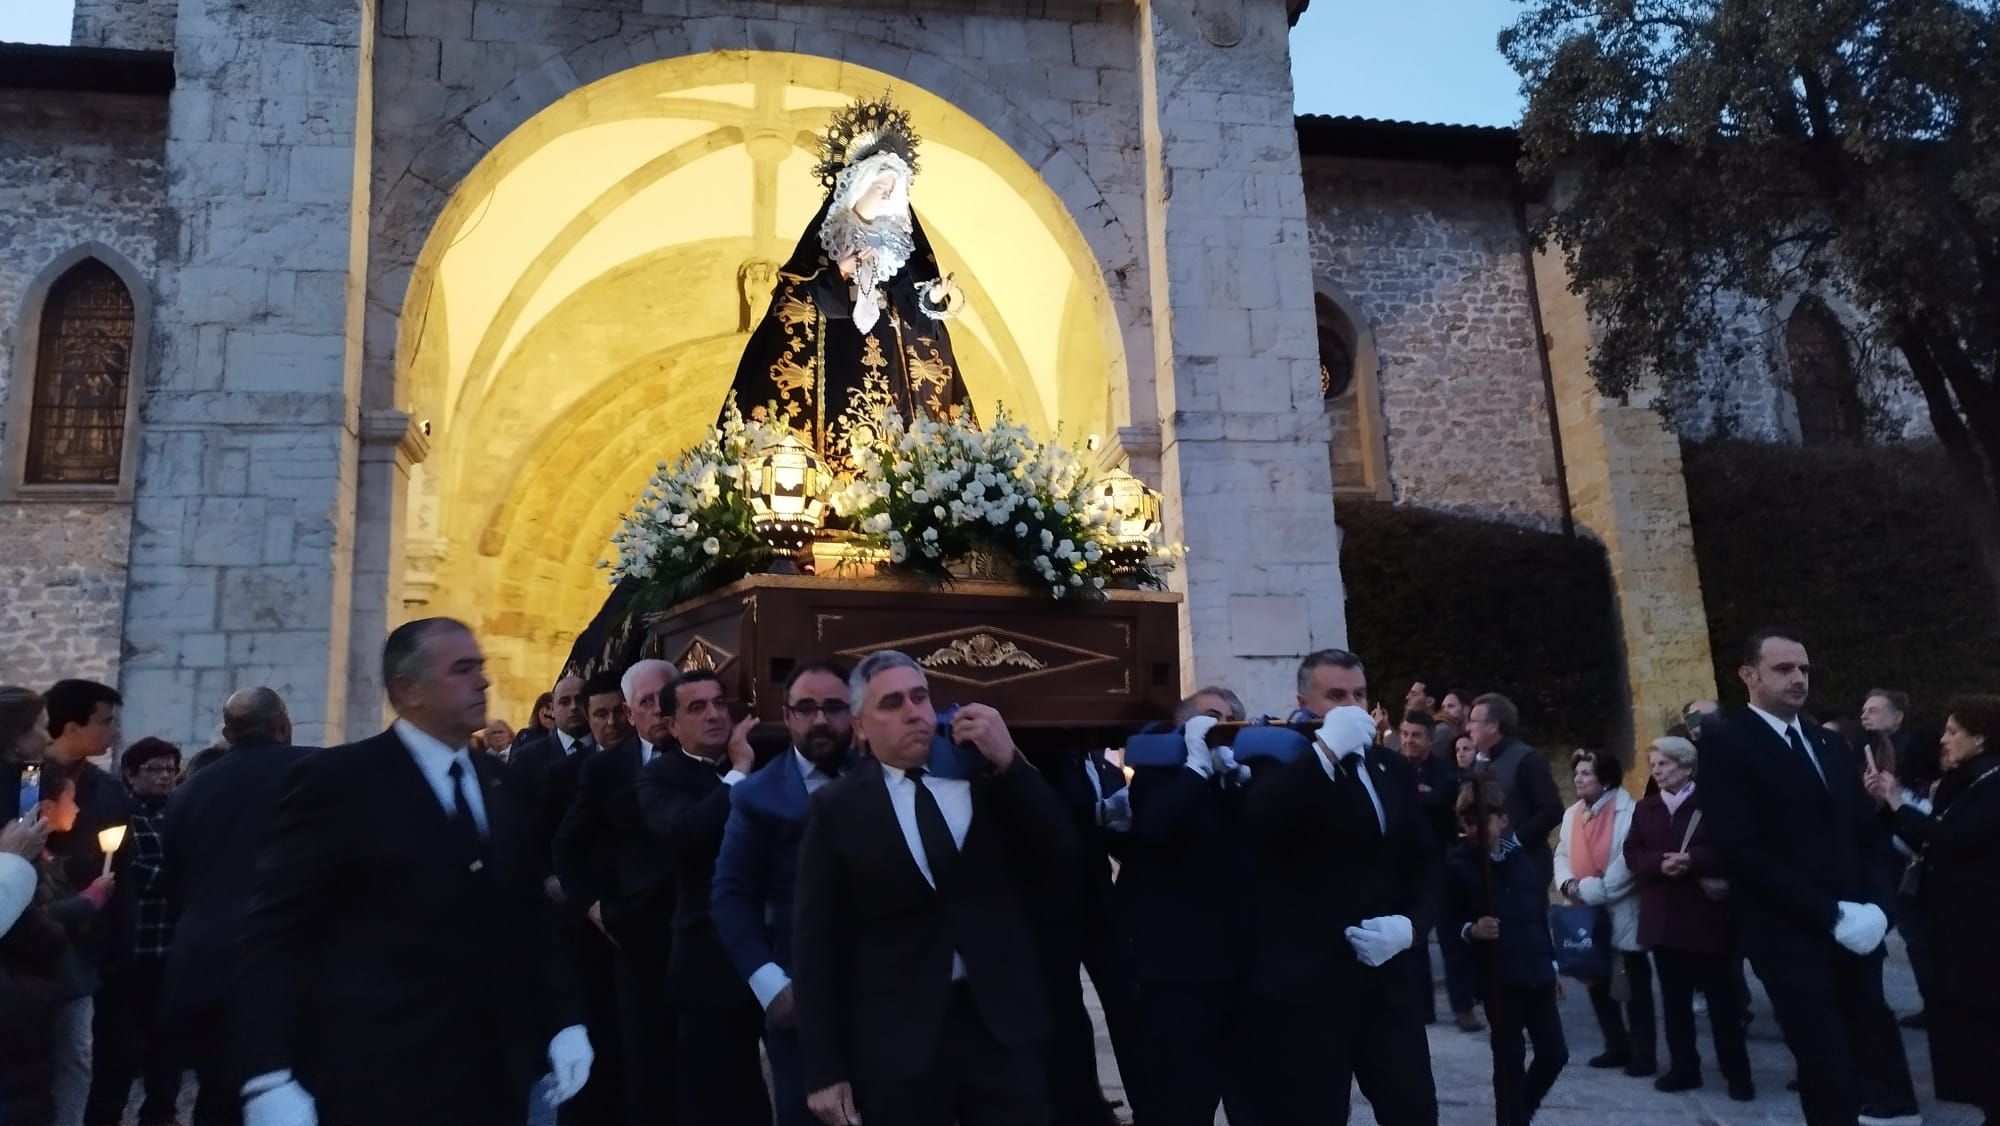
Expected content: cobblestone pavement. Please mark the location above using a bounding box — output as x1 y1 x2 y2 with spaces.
1084 933 1979 1126
133 936 1969 1125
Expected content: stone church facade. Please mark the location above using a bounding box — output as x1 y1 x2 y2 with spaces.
0 0 1926 747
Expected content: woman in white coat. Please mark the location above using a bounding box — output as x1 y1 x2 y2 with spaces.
1554 748 1657 1077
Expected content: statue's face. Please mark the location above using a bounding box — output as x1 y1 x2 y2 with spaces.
853 173 898 223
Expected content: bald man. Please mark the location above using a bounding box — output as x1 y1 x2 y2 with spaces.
160 687 309 1126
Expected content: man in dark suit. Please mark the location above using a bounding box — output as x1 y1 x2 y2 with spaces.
794 650 1076 1126
530 673 621 1126
159 688 307 1126
636 669 770 1125
1701 628 1919 1126
556 658 679 1126
510 674 595 876
1113 691 1266 1126
1026 740 1146 1126
1241 649 1440 1124
710 659 854 1126
232 617 591 1126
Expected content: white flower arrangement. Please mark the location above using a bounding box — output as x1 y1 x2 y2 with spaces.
831 408 1175 598
601 402 785 602
606 404 1180 606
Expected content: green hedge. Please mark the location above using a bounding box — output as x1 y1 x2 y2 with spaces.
1338 501 1622 749
1682 439 2000 725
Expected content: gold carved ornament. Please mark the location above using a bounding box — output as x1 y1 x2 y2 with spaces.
919 633 1048 672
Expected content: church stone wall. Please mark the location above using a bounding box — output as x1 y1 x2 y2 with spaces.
71 0 177 52
1302 156 1567 529
0 90 167 693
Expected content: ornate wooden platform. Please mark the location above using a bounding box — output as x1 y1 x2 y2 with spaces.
644 574 1183 728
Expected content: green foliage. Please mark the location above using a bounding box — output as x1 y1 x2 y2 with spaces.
1339 502 1622 749
1682 438 2000 722
1504 1 2000 586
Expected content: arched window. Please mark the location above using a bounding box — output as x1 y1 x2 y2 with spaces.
1315 288 1387 499
23 259 136 484
1786 297 1865 444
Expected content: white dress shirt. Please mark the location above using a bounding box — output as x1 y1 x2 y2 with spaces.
882 761 970 981
1314 745 1387 834
1748 704 1825 784
639 737 657 767
393 718 489 836
746 748 847 1009
555 729 585 756
683 749 748 787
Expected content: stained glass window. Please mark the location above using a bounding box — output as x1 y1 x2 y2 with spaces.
25 260 133 485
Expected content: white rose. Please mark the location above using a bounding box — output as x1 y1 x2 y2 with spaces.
934 505 948 520
702 537 722 556
1015 522 1030 537
911 488 931 505
922 527 939 542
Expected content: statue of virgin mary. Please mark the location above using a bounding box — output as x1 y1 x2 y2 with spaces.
723 95 975 469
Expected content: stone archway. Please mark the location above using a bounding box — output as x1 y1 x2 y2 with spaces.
380 51 1135 714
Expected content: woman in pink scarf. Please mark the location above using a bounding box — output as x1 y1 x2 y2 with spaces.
1554 748 1654 1078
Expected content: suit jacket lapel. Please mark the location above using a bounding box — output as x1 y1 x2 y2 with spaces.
374 728 462 856
1745 715 1835 803
857 759 937 898
778 750 809 823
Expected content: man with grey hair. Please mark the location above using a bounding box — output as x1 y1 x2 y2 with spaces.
795 651 1074 1126
159 687 302 1126
1172 686 1246 726
557 656 680 1126
232 617 593 1126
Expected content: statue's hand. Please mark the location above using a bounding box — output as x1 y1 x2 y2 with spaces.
925 274 963 313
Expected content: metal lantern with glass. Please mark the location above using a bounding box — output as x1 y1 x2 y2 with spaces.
744 433 832 569
1096 467 1162 577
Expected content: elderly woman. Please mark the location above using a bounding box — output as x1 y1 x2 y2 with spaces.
1554 749 1655 1077
1865 695 2000 1125
1624 736 1753 1099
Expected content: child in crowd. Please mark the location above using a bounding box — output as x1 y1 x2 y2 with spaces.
1447 781 1569 1126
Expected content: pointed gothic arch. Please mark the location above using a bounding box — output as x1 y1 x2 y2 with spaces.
4 245 149 499
1784 295 1866 445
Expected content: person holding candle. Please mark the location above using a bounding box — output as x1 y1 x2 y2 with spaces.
34 770 117 1126
84 738 183 1126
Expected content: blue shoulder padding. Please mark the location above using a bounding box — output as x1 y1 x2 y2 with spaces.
1123 731 1187 768
1232 724 1309 765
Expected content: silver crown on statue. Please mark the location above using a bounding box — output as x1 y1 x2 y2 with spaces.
813 93 921 190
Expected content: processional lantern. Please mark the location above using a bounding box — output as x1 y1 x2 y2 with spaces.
745 433 832 557
1097 467 1162 570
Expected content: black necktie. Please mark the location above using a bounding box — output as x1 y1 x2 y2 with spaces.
906 767 958 891
1340 752 1385 834
446 760 488 861
1785 726 1827 787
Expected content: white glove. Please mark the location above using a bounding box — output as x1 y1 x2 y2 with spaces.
243 1079 317 1126
1318 706 1377 760
1831 901 1888 956
1343 914 1414 968
1097 787 1132 832
545 1025 594 1107
1212 741 1251 785
1182 716 1218 778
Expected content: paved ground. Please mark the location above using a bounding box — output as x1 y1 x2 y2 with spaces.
1085 933 1979 1125
129 936 1969 1125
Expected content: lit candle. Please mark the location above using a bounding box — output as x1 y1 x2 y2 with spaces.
97 824 126 878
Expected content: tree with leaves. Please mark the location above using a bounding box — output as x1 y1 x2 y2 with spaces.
1503 0 2000 607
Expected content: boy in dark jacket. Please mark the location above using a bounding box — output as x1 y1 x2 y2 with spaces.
1447 781 1568 1126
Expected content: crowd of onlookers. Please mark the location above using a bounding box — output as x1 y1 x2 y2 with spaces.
1 625 1997 1126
